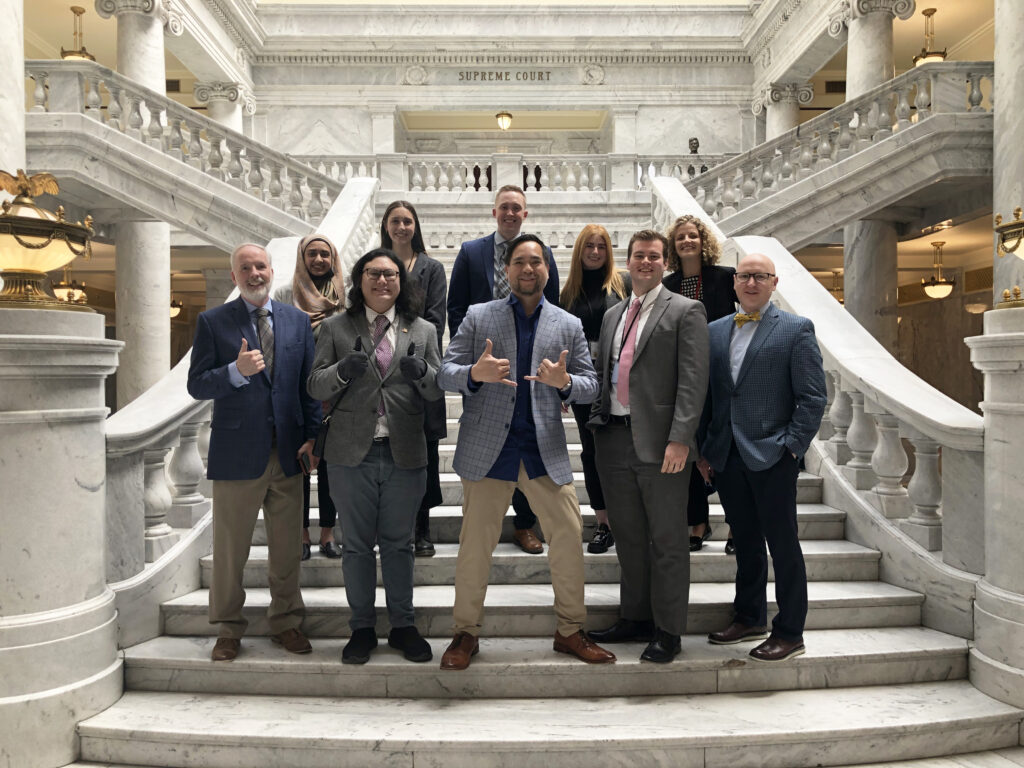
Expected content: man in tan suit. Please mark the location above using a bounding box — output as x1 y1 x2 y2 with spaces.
587 229 709 663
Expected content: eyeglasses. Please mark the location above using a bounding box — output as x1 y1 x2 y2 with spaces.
365 268 399 281
735 272 775 284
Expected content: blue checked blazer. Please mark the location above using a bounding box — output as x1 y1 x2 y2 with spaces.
700 302 826 473
438 298 597 485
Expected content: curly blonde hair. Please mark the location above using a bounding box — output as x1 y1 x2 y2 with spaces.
665 215 721 272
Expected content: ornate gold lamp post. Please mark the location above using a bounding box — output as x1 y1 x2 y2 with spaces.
0 169 94 311
994 207 1024 308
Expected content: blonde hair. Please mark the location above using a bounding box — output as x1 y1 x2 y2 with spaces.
665 215 721 272
560 224 627 308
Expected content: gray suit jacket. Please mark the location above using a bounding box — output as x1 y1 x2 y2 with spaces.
307 310 443 469
699 302 827 473
438 298 598 485
589 289 709 464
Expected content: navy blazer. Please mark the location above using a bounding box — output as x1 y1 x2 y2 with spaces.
446 233 560 337
187 297 321 481
699 302 826 473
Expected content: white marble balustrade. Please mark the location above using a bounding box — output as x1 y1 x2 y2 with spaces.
638 154 731 190
24 60 343 225
684 61 994 222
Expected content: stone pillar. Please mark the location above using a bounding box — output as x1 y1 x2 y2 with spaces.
843 219 899 352
752 82 814 141
115 221 172 406
0 0 25 175
369 103 397 154
193 82 255 134
0 309 123 768
993 0 1024 298
838 0 917 100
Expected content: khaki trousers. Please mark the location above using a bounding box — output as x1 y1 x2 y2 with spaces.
210 451 304 639
453 463 586 637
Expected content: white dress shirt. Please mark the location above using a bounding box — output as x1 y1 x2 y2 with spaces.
729 300 772 384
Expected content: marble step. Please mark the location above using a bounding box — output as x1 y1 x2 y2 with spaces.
262 502 846 546
123 626 966 700
161 580 923 638
76 681 1023 768
204 539 879 589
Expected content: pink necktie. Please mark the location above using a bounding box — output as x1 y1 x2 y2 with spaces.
616 298 642 408
372 315 392 416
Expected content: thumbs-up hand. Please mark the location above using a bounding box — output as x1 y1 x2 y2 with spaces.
470 338 516 387
337 336 369 383
525 349 571 390
399 341 427 381
236 337 265 377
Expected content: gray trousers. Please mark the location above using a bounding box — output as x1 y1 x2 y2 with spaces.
328 440 425 632
594 423 692 636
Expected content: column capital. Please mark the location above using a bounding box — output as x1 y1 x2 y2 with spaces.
829 0 915 36
95 0 183 36
751 82 814 115
193 81 256 116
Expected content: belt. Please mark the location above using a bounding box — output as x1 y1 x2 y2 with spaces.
373 436 390 443
608 414 631 426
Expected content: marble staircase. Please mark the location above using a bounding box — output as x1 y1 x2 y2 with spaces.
74 392 1024 767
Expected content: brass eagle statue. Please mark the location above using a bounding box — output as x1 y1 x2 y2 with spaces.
0 169 60 198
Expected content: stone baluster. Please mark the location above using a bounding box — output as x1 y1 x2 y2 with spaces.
865 406 912 518
185 121 203 170
591 162 603 191
778 146 796 188
143 438 181 562
167 413 213 528
206 131 225 180
565 162 578 192
455 161 470 191
433 162 447 192
288 172 306 219
308 180 325 223
425 163 437 192
720 172 739 218
739 162 757 205
225 140 245 189
578 162 590 191
796 138 815 180
658 160 671 179
836 117 854 161
816 128 835 170
28 69 47 112
105 82 123 128
874 92 893 140
144 98 164 149
638 161 650 189
914 74 932 120
337 161 350 186
895 85 913 131
125 93 144 141
84 76 103 120
841 390 878 489
898 429 943 551
757 156 775 197
967 72 986 112
853 105 873 150
267 162 284 209
701 180 718 220
167 116 185 161
410 163 424 191
825 372 853 465
552 163 564 191
246 151 265 200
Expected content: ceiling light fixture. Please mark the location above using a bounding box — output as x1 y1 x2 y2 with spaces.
913 8 946 67
921 241 954 299
495 111 513 131
61 6 96 62
170 299 183 318
52 263 88 305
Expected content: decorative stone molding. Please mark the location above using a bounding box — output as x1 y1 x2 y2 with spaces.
750 0 804 65
254 51 751 67
828 0 915 36
581 64 605 85
95 0 182 35
827 1 851 37
193 81 256 115
751 82 814 115
404 65 427 86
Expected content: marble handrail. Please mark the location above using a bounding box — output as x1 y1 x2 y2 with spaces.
24 59 342 224
650 175 983 556
638 154 734 189
522 156 609 192
685 61 994 221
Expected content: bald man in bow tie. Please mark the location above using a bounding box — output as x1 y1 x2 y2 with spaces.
698 252 826 663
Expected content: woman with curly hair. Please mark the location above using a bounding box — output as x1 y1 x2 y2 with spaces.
663 215 737 554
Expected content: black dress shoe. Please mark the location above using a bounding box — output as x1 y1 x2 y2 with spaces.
388 625 433 663
414 534 435 558
320 541 342 559
640 629 681 663
689 524 713 552
587 524 614 554
342 627 378 665
301 542 312 561
587 618 654 643
724 538 736 555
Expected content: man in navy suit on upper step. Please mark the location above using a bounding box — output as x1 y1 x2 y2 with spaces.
699 252 826 663
447 184 561 555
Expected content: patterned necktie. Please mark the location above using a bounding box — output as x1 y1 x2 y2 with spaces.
254 307 274 379
616 298 643 408
493 241 512 299
734 311 761 328
372 314 392 416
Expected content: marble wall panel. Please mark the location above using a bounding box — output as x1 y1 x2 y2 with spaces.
267 107 374 155
635 105 742 155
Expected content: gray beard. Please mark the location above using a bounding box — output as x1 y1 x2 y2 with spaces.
239 283 269 305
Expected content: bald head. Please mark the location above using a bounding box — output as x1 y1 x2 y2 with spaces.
734 252 778 313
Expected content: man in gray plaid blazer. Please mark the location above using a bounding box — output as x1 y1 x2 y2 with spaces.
698 252 826 663
436 234 616 670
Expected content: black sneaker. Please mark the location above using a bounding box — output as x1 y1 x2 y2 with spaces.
342 627 378 665
414 533 435 558
587 523 614 554
388 625 433 663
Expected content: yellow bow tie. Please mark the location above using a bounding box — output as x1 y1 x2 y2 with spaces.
734 311 760 328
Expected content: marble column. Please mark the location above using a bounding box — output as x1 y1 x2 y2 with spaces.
843 219 899 352
0 0 25 175
115 221 172 406
369 103 397 155
0 309 123 768
193 82 255 134
610 107 639 190
842 0 916 99
993 0 1024 297
752 82 814 141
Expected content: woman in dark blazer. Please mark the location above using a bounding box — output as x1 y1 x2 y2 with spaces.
380 200 447 558
662 214 737 553
560 224 630 554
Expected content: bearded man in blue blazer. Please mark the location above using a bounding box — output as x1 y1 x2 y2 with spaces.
446 184 561 554
698 252 826 663
187 243 321 662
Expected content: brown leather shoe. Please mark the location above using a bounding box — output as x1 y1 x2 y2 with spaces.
707 622 769 645
440 632 479 670
512 528 544 554
749 635 805 662
211 637 240 662
271 627 312 654
553 630 616 664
